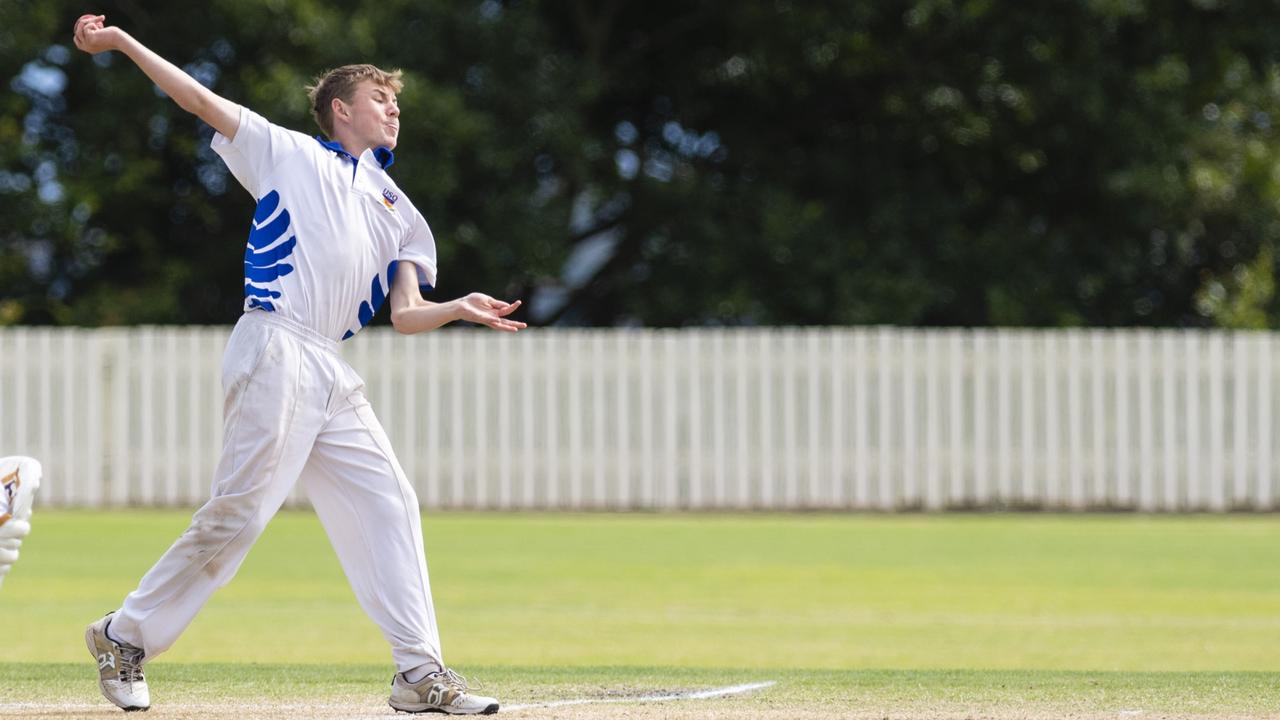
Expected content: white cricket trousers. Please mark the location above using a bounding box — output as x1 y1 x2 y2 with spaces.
110 311 443 672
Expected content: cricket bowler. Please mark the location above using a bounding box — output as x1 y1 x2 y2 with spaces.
74 13 521 715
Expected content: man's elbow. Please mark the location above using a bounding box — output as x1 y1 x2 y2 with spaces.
391 301 427 334
390 308 415 335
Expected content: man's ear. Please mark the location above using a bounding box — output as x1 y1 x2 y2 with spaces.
330 96 350 124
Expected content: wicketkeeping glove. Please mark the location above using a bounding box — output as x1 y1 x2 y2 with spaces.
0 456 42 589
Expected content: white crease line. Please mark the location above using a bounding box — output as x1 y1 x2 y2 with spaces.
503 680 778 711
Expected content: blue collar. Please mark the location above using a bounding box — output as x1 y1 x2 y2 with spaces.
313 136 395 170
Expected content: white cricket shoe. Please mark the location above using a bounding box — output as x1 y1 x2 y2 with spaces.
0 456 41 589
86 613 150 712
389 668 499 715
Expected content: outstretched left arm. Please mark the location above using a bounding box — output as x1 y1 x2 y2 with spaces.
388 261 526 334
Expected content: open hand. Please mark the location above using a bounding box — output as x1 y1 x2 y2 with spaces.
454 293 526 332
72 14 124 54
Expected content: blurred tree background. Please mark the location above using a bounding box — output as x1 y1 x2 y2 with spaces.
2 0 1280 328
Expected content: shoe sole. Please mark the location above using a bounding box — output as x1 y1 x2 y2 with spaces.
389 702 499 715
85 623 149 712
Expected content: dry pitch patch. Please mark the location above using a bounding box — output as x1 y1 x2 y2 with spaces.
4 672 1280 720
2 676 789 719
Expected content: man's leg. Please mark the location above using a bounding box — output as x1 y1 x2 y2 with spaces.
108 324 323 658
106 319 325 655
302 390 500 715
89 321 328 712
301 388 442 673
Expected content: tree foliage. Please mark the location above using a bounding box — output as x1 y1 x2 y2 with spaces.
3 0 1280 328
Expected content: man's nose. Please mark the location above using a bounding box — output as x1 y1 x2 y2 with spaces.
388 105 400 118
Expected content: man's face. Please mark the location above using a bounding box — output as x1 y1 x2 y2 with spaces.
338 80 400 150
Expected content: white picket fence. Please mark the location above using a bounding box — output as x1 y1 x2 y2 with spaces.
0 325 1276 511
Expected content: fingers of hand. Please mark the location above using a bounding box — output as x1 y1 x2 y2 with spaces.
487 316 526 332
465 308 522 332
494 299 522 317
74 14 106 49
74 14 103 34
462 298 524 331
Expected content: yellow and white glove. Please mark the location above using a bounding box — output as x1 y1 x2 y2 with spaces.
0 456 42 589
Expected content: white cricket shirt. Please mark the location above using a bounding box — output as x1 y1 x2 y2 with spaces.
211 106 438 341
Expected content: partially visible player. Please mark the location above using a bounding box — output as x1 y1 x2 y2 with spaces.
0 456 42 589
74 12 521 716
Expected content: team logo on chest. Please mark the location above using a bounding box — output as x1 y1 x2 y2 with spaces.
381 188 398 211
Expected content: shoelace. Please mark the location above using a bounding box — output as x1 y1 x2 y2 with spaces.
116 644 145 684
437 668 469 692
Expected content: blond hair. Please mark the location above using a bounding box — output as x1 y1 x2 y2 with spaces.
305 64 404 138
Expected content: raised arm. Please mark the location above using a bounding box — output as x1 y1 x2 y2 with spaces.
388 261 526 335
73 14 241 140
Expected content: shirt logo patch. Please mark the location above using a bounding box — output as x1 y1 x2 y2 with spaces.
381 188 398 211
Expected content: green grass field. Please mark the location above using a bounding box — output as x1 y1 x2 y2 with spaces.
2 511 1278 717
